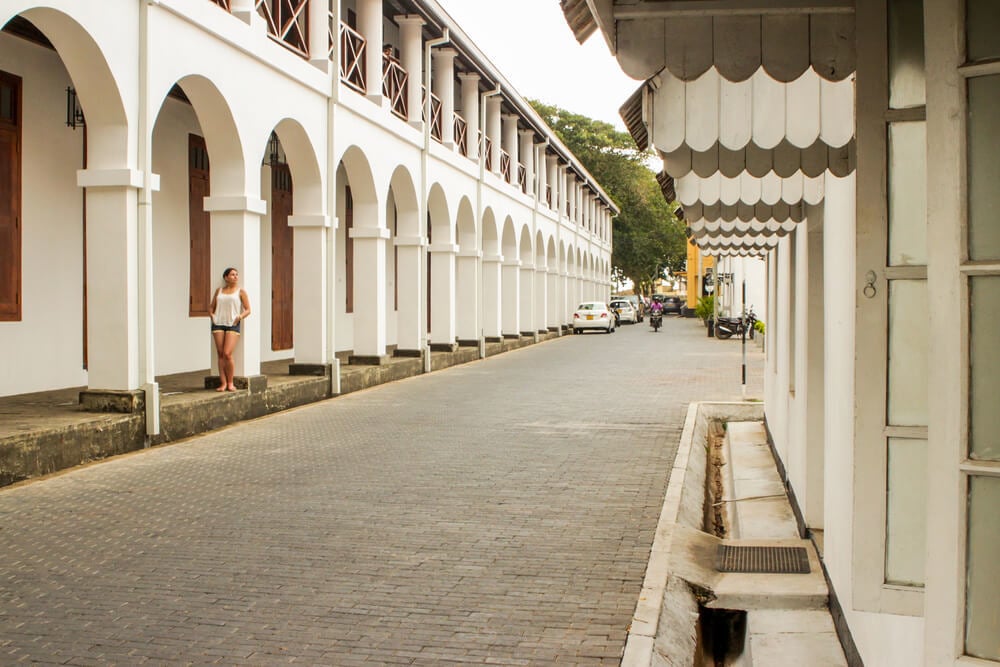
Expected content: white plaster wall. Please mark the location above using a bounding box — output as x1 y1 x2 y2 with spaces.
785 226 809 527
0 34 87 396
150 97 212 376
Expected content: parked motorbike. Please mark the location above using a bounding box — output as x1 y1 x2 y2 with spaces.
715 308 757 340
650 311 663 332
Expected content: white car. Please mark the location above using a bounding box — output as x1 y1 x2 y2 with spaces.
572 301 616 334
609 299 638 324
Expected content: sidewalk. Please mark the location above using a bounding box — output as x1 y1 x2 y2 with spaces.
0 334 550 488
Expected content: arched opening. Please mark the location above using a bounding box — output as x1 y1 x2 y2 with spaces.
0 9 128 396
426 183 453 348
534 230 546 333
481 208 501 340
455 196 477 343
546 237 558 330
518 226 534 335
500 217 518 336
388 165 419 354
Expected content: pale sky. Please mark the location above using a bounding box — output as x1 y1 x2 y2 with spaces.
432 1 640 131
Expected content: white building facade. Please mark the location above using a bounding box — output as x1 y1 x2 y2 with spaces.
0 0 616 405
565 1 999 666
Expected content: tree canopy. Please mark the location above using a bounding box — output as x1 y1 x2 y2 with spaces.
529 100 687 296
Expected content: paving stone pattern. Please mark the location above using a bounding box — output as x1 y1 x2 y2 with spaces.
0 317 762 665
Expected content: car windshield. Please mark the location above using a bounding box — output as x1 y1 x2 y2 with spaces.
578 303 599 311
610 302 628 308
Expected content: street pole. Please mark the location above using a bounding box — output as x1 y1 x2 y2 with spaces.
741 257 747 398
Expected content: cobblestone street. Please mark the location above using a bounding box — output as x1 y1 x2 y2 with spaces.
0 317 762 665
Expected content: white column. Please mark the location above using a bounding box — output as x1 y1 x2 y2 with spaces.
558 167 568 218
459 73 480 159
433 48 457 146
501 259 521 336
823 172 856 592
206 196 265 379
289 215 330 364
519 263 534 335
537 267 550 332
485 97 502 175
308 0 330 69
502 114 519 184
547 156 559 211
560 270 570 328
350 226 389 359
429 242 458 348
358 0 383 103
80 177 141 391
519 131 535 195
456 249 480 342
482 254 503 339
394 235 425 353
536 145 548 202
397 15 425 126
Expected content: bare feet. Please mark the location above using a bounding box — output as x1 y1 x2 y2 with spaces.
226 385 237 392
215 386 226 392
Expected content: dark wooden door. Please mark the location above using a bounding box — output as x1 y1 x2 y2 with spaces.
271 164 293 351
0 71 21 322
188 134 211 316
345 186 353 313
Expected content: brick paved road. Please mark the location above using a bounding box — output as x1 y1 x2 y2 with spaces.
0 316 762 666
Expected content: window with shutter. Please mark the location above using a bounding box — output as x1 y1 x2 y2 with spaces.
188 134 211 317
0 70 21 321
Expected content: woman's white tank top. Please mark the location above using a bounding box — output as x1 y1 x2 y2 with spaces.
213 289 242 326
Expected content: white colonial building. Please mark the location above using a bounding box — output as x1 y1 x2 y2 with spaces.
563 1 999 666
0 0 616 407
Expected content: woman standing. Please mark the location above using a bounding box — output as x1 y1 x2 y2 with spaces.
209 267 251 392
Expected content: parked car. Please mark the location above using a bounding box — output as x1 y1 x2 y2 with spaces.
621 295 644 321
572 301 616 334
608 299 638 324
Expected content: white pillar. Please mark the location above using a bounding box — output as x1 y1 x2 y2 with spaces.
429 242 458 348
459 73 480 158
482 254 503 339
519 263 534 335
206 197 265 380
433 48 457 146
394 235 425 353
519 131 535 195
350 226 389 359
456 249 480 342
501 259 520 336
81 179 141 391
485 97 502 175
308 0 330 69
358 0 383 103
290 216 330 364
547 156 559 211
502 114 519 184
537 267 550 332
397 15 424 126
536 145 548 202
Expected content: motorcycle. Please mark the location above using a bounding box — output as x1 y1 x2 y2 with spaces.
715 307 757 340
649 310 663 332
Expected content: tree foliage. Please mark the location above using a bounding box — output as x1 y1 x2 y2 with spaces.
530 100 687 296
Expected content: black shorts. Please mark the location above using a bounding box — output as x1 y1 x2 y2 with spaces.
211 322 241 334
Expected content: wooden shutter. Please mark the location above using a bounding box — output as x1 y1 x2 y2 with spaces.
271 164 293 350
188 134 211 316
426 213 431 333
0 71 21 321
345 186 353 313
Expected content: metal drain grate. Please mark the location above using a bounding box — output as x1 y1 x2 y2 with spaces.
715 545 811 574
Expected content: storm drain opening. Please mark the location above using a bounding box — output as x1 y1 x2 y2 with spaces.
715 545 811 574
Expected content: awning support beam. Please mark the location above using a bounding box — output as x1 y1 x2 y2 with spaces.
614 0 854 19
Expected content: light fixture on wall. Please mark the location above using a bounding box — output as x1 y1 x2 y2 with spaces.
65 87 85 130
267 132 286 166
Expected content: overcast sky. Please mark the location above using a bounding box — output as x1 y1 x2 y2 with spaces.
432 1 640 131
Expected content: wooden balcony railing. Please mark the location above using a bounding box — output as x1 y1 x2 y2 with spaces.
546 185 552 207
484 136 493 171
210 0 231 10
339 21 366 93
518 163 527 193
422 87 442 142
382 55 408 120
454 113 468 157
256 0 310 58
500 150 512 183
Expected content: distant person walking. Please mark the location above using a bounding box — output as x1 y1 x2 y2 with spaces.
210 267 251 392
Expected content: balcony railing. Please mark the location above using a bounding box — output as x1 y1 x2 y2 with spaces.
210 0 231 9
500 150 512 183
339 22 366 93
454 113 468 157
382 55 408 120
518 163 527 193
484 136 493 171
546 185 552 207
422 87 442 142
256 0 309 58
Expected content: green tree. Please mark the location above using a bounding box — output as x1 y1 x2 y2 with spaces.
529 100 687 296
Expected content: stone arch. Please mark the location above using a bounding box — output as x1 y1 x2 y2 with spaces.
482 208 499 257
456 196 476 250
455 197 477 342
388 165 421 353
426 183 453 343
518 225 533 265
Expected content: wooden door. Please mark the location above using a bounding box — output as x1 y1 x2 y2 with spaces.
188 134 211 316
0 71 21 321
345 186 353 313
271 164 293 350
